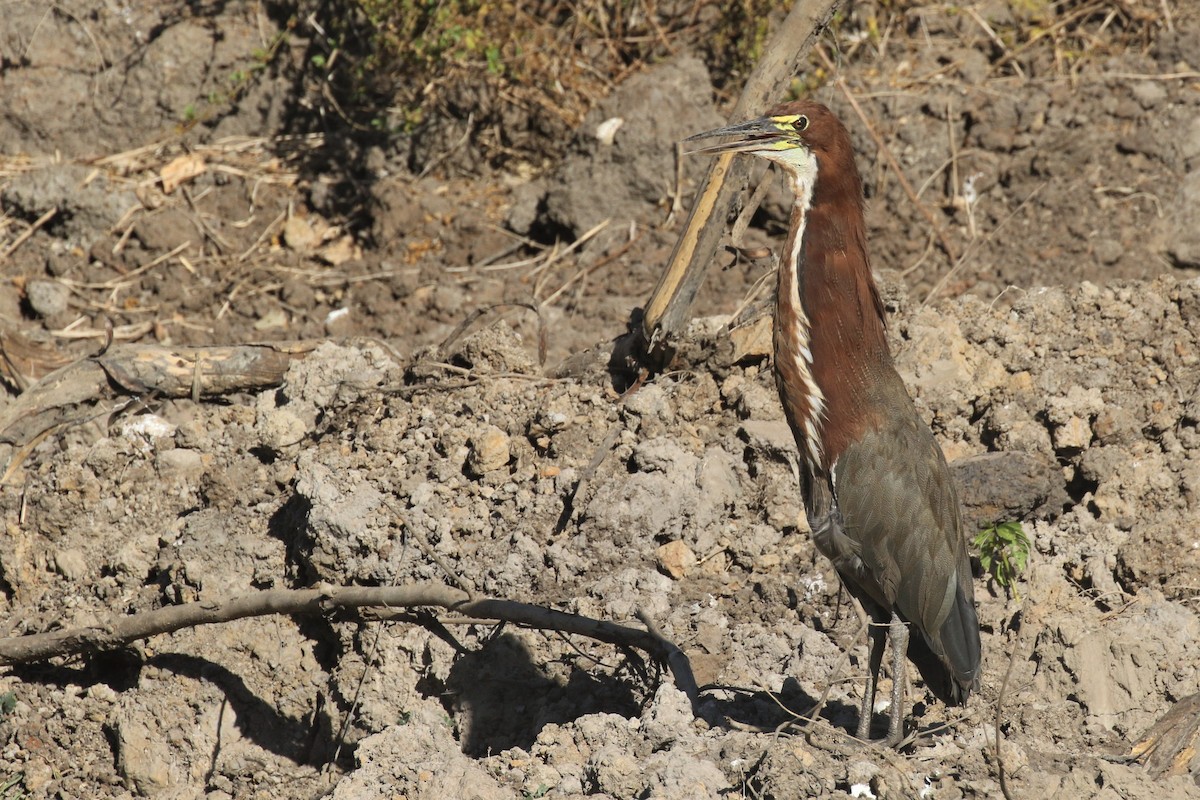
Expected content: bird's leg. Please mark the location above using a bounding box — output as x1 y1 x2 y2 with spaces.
856 617 888 740
885 612 910 746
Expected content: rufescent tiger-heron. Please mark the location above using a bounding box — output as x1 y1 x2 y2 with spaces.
685 101 981 744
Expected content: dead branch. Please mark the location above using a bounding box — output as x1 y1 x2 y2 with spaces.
1124 691 1200 780
635 0 841 369
95 341 319 397
0 581 705 718
0 342 322 449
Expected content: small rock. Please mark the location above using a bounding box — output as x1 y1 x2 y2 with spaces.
623 383 673 421
45 248 76 277
1054 416 1092 451
848 760 880 798
253 307 289 331
506 181 542 235
115 717 173 794
157 448 205 481
1167 171 1200 267
1093 406 1138 444
133 208 194 252
656 540 696 579
53 548 89 580
22 758 53 793
122 414 177 441
324 306 354 336
738 420 795 458
2 164 136 246
1130 80 1166 109
24 279 70 318
258 405 308 452
951 451 1068 532
1181 116 1200 166
112 540 153 581
956 48 990 85
594 116 624 146
88 684 118 704
1094 238 1124 265
643 683 695 746
467 425 511 476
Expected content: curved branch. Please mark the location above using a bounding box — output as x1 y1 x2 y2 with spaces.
0 582 704 716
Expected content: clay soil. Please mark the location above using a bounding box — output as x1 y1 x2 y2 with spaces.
2 1 1200 798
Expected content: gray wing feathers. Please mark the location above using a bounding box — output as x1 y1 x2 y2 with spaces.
829 412 982 701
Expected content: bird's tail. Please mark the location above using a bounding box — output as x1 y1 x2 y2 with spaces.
908 582 982 705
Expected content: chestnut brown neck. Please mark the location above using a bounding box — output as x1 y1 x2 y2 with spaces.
773 156 894 472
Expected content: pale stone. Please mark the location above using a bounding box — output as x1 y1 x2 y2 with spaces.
468 425 511 475
656 540 696 580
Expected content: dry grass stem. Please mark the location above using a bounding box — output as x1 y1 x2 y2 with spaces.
1 206 58 260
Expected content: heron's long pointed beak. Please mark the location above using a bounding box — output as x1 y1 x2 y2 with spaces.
682 117 788 155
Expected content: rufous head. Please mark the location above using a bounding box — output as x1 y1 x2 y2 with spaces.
683 100 858 200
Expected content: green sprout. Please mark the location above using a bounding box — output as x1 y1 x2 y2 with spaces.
974 521 1031 598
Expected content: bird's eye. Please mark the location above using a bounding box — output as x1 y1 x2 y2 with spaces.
795 115 809 132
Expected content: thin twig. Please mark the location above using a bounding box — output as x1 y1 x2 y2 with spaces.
996 607 1027 800
963 6 1025 80
60 241 191 290
805 615 870 733
529 219 610 297
238 208 287 262
731 166 775 249
331 624 383 767
180 186 232 254
1 206 58 260
634 608 707 720
725 268 774 329
399 515 476 595
540 231 641 308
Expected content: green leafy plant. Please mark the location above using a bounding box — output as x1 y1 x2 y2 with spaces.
974 521 1031 598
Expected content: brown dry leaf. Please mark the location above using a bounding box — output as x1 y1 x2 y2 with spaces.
729 315 772 361
319 236 358 266
283 216 318 251
160 153 207 194
0 329 73 391
253 308 289 331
